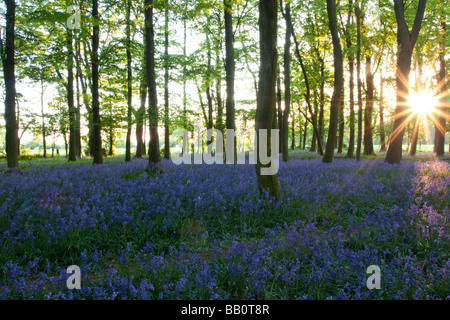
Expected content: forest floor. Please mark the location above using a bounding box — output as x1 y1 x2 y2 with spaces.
0 154 449 299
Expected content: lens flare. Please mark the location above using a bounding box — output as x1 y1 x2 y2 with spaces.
409 92 439 115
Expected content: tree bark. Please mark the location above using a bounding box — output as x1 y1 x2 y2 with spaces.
409 57 422 156
255 0 281 201
91 0 103 164
75 49 82 159
435 17 446 156
355 4 363 161
302 118 307 150
145 0 162 171
67 17 77 162
40 80 47 158
281 0 291 162
363 56 375 155
136 77 147 158
385 0 426 164
224 0 236 162
277 66 283 153
338 81 345 153
125 0 133 162
379 71 386 152
163 3 170 160
323 0 344 163
1 0 18 169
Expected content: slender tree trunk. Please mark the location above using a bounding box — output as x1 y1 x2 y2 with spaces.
346 0 355 158
63 130 68 157
125 0 133 162
281 0 291 162
355 4 363 161
206 33 214 131
224 0 236 162
323 0 344 163
75 50 82 158
338 81 345 153
436 17 446 156
136 78 147 158
347 57 356 157
277 67 283 153
40 80 47 158
163 3 170 160
385 0 426 164
91 0 103 164
77 41 92 157
109 128 114 156
310 92 318 152
379 71 386 152
291 112 295 150
255 0 280 201
215 19 224 134
364 56 375 155
410 58 421 156
302 118 307 150
67 18 77 162
318 61 325 154
145 0 162 171
1 0 18 169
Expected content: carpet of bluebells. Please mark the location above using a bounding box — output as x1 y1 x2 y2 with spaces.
0 157 449 300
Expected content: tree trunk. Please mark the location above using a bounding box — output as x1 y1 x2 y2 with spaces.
255 0 281 201
77 40 92 157
163 3 170 160
291 112 295 150
379 69 386 152
206 33 214 131
318 62 325 154
145 0 162 171
109 128 114 156
310 92 318 152
347 56 356 157
125 0 133 162
385 0 426 164
75 50 82 159
67 17 77 162
323 0 344 163
281 0 291 162
41 80 47 158
135 78 147 158
345 0 355 158
224 0 236 162
91 0 103 164
1 0 18 169
435 17 446 156
277 67 283 153
302 118 307 150
338 81 345 153
363 56 375 155
410 57 422 156
355 4 363 161
215 21 224 134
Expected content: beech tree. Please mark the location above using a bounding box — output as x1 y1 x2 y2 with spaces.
322 0 344 163
255 0 280 201
91 0 103 164
385 0 426 164
145 0 162 172
1 0 18 169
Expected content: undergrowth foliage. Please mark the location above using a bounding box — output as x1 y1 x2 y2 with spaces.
0 159 448 299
